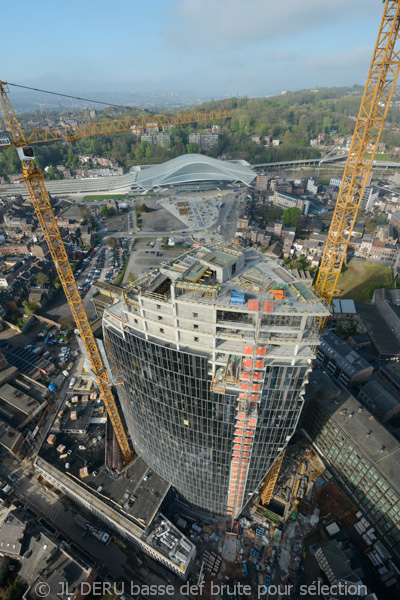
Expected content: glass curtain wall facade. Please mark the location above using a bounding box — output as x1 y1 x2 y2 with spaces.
103 244 329 516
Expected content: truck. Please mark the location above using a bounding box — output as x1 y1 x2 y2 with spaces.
74 516 110 544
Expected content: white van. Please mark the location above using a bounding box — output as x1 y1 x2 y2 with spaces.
2 484 12 495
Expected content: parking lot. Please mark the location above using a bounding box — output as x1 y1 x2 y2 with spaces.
88 203 130 234
75 244 107 298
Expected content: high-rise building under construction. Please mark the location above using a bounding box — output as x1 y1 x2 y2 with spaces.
103 243 328 516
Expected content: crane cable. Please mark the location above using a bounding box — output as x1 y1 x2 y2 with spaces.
2 81 170 116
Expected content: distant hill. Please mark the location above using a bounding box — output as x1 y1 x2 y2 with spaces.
2 86 400 179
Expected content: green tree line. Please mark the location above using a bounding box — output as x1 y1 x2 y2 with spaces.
2 85 400 179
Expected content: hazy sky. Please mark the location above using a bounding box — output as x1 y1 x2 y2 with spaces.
2 0 385 98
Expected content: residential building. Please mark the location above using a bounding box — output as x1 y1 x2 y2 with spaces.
354 238 399 266
0 507 26 558
3 207 35 231
270 180 293 194
141 134 171 147
56 205 84 231
316 331 373 387
19 530 96 600
0 418 24 455
391 210 400 229
273 190 306 213
0 244 29 256
378 363 400 396
358 375 400 423
307 178 319 195
0 382 47 430
256 174 269 191
330 176 342 188
102 243 328 517
360 186 379 211
188 133 219 150
352 222 365 239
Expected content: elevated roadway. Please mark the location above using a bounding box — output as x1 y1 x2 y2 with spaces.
252 153 348 169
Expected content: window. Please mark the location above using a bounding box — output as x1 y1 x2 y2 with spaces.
158 316 163 321
160 328 164 333
193 312 198 318
134 318 138 324
194 324 199 329
194 336 199 342
156 304 161 309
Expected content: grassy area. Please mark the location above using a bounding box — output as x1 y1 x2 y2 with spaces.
365 152 399 162
113 254 130 286
135 237 157 247
336 260 394 302
83 194 127 201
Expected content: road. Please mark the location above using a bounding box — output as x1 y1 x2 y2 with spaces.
215 192 241 238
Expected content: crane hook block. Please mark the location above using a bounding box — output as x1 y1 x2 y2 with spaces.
17 146 35 162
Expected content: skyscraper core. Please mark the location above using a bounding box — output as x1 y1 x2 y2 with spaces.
103 243 328 516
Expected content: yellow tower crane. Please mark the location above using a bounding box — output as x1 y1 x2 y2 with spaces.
0 81 230 465
261 0 400 507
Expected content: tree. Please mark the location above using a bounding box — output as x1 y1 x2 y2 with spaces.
100 205 110 217
36 272 49 286
58 315 75 330
106 236 117 248
22 299 39 316
283 206 302 228
186 142 198 154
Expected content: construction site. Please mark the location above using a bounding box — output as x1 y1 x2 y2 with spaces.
1 1 400 596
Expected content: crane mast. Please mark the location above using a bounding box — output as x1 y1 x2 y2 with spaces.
0 80 229 466
315 0 400 302
261 0 400 507
0 80 134 463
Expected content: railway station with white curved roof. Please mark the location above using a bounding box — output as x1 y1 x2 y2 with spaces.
131 153 256 192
